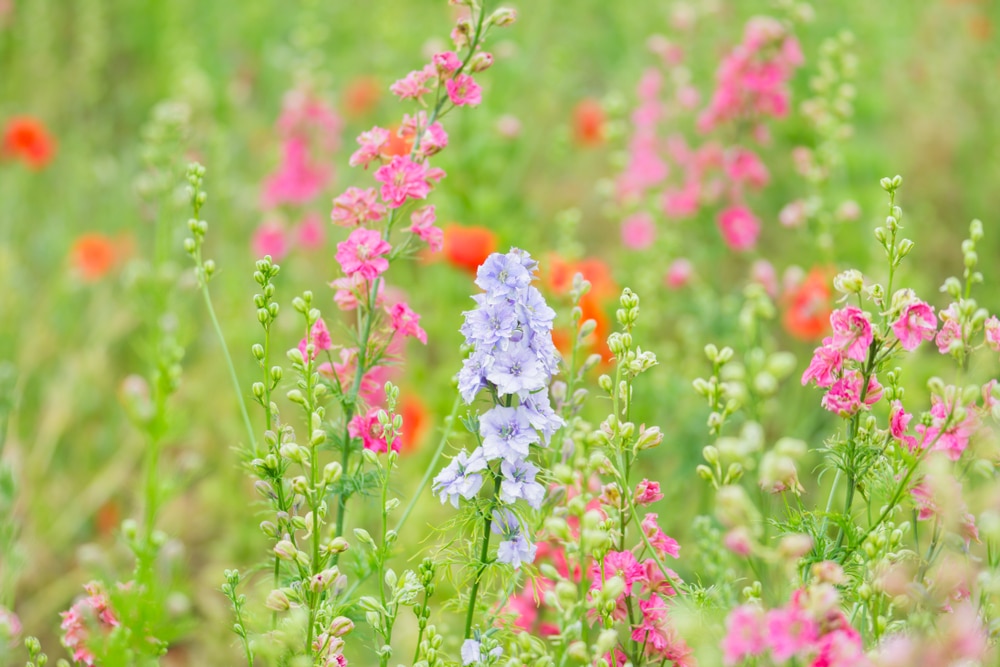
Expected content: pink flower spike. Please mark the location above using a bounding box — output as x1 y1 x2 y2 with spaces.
349 407 399 453
408 205 444 251
892 300 936 351
801 338 843 387
592 550 647 591
298 318 334 361
446 73 483 107
765 602 819 662
621 212 656 250
387 301 427 344
717 205 761 251
331 186 387 227
374 155 435 208
432 51 462 75
890 400 918 451
336 227 391 280
641 513 680 558
830 306 873 362
349 126 390 169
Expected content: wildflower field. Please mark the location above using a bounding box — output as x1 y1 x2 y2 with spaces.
3 0 1000 665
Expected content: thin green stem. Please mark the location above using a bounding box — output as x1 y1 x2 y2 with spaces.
464 473 502 639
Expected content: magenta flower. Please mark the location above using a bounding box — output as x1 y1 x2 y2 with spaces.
985 315 1000 351
889 400 918 451
408 205 443 251
765 602 818 662
389 65 435 100
445 73 483 107
336 228 391 280
386 301 427 344
665 258 694 289
635 479 663 505
295 213 326 249
916 396 979 461
717 205 761 251
592 550 647 591
374 155 438 208
298 318 334 361
721 605 766 665
641 513 680 558
621 212 656 250
60 582 120 667
892 300 936 351
821 370 881 417
331 187 386 227
830 306 873 362
432 51 462 75
801 338 843 388
349 408 399 453
261 138 329 208
253 222 290 261
725 148 770 189
349 126 390 169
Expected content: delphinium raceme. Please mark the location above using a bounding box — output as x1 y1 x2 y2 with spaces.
432 248 564 664
218 2 518 665
706 177 999 665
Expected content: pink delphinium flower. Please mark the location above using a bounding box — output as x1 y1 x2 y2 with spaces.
349 407 399 453
892 299 936 351
592 550 647 591
916 396 979 461
331 274 384 311
632 595 694 663
723 527 753 556
374 155 440 208
336 228 391 280
717 205 761 251
445 73 482 106
801 338 843 387
386 301 427 344
432 51 462 75
889 400 918 451
261 137 329 207
721 604 766 665
641 513 680 558
750 259 778 297
821 370 881 417
661 182 700 219
331 186 386 227
390 66 435 100
60 582 120 666
408 205 443 251
812 625 868 667
985 315 1000 351
635 479 663 505
765 598 819 662
725 148 770 189
349 126 390 168
935 304 962 354
830 306 873 362
621 212 656 250
253 222 289 261
295 212 326 249
298 318 334 361
665 258 694 289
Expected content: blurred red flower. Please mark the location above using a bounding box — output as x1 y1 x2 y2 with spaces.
3 116 56 169
782 268 832 340
398 394 430 454
573 98 606 147
342 76 382 118
441 225 498 274
543 254 617 361
71 233 116 281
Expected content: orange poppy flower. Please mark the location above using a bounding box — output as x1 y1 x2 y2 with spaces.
3 116 56 169
342 76 381 118
572 98 606 147
542 254 617 362
442 225 498 274
71 233 116 280
782 268 832 341
398 394 430 454
384 125 414 158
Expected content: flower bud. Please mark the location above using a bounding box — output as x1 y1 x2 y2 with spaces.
469 51 494 72
265 588 290 611
490 7 517 26
273 540 297 561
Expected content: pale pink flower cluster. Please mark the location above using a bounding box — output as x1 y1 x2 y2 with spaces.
698 17 804 133
802 306 883 417
60 582 121 666
723 581 867 667
256 89 343 258
616 16 802 258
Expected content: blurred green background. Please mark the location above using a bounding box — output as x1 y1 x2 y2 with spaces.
2 0 999 663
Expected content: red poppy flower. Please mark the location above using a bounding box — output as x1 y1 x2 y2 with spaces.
442 225 498 274
572 98 606 147
342 76 381 118
782 268 832 341
398 394 430 454
71 233 116 280
3 116 56 169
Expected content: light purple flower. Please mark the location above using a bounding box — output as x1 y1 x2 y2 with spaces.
480 406 539 462
500 459 545 509
475 252 533 301
485 342 547 395
432 448 488 508
461 639 502 666
491 512 537 569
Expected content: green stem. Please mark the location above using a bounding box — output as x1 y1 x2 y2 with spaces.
464 473 502 639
